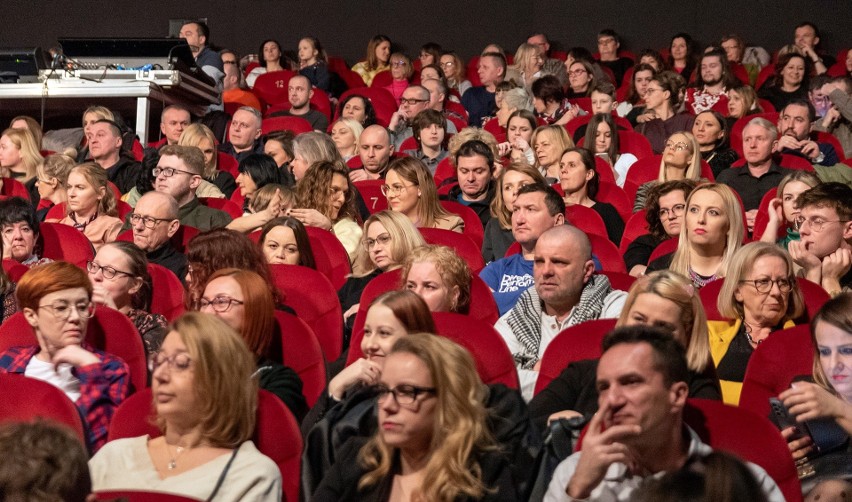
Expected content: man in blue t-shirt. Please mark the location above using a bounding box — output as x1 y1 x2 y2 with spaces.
480 183 564 315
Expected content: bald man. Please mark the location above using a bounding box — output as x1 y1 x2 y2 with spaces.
495 224 627 400
131 191 186 281
350 125 394 182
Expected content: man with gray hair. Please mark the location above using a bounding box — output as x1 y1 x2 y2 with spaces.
219 106 264 161
495 224 627 400
717 117 796 228
131 190 187 281
388 85 432 149
421 78 461 132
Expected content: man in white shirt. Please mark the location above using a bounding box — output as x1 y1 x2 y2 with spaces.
495 224 626 400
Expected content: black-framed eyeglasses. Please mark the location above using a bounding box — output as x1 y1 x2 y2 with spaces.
795 216 850 232
149 351 193 373
658 204 686 219
38 301 95 321
153 167 197 178
739 278 795 294
374 384 436 406
129 213 172 229
196 296 245 312
87 261 134 280
400 98 428 106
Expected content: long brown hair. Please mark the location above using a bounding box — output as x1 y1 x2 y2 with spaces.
295 160 357 223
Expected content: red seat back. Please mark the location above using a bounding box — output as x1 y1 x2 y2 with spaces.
197 197 242 219
268 264 343 361
96 491 200 502
2 258 29 282
589 233 627 273
353 179 388 214
305 226 352 290
38 222 95 268
619 210 649 255
217 151 240 178
0 307 147 392
534 319 617 394
147 263 185 322
261 116 313 135
623 155 662 195
564 204 609 240
433 157 456 187
752 189 782 241
648 237 678 264
597 271 637 292
439 200 485 249
369 70 394 88
0 177 30 200
596 182 631 223
275 311 326 408
0 373 87 444
108 389 302 502
483 118 507 144
252 70 296 107
418 227 485 274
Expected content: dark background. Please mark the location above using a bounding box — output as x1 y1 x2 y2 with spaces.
2 1 850 65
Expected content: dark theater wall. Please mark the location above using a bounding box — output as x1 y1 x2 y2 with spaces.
2 1 849 66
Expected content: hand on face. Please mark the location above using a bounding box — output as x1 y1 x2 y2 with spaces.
91 284 118 310
821 248 852 282
788 239 822 275
289 208 332 230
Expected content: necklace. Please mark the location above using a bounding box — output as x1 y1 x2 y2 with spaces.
166 442 189 470
688 267 718 289
743 321 764 346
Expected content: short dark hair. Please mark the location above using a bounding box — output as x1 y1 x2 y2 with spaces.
263 130 295 160
93 118 122 138
238 153 283 189
184 20 210 42
597 28 620 45
782 98 817 123
796 182 852 221
0 196 39 236
795 21 821 40
590 80 616 99
602 325 690 386
454 139 494 168
516 182 565 217
481 51 507 76
531 75 564 104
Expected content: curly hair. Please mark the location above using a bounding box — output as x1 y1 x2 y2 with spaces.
645 179 699 241
295 160 357 223
358 334 494 501
401 244 471 314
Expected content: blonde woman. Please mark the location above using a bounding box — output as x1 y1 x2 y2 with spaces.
179 123 236 198
483 162 546 262
530 125 574 182
0 128 43 197
48 163 122 251
633 131 703 211
383 157 463 232
77 106 115 163
330 118 363 161
36 154 74 219
647 183 745 290
506 43 545 89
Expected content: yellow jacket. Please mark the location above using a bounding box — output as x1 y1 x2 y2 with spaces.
708 318 796 406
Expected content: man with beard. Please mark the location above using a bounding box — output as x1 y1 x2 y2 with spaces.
775 99 840 166
684 48 739 115
268 74 328 132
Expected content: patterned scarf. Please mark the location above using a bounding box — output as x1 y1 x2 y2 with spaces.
506 274 613 370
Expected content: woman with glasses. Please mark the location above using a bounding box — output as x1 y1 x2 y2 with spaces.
633 131 703 212
0 261 129 452
338 211 425 336
47 162 122 251
384 53 412 104
625 179 698 277
383 157 463 232
439 52 471 99
313 333 516 501
647 184 745 290
709 242 805 405
759 171 821 249
198 268 307 421
566 60 597 99
293 160 362 260
559 147 624 245
635 71 695 154
88 241 167 356
506 43 544 89
88 312 282 499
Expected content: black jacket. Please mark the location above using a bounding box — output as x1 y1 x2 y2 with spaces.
443 181 496 230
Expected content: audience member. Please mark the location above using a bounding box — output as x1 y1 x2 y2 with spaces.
402 244 471 313
0 421 92 502
495 225 626 400
440 51 472 97
291 130 343 181
384 52 412 103
559 147 624 244
633 131 703 212
532 75 579 126
351 35 392 87
635 71 695 154
685 48 739 114
595 29 634 87
463 51 507 126
793 21 834 72
759 53 810 111
759 171 821 249
48 162 122 250
130 191 186 281
814 77 852 158
198 268 307 420
727 84 764 128
667 32 699 79
298 36 331 92
647 183 745 289
0 196 50 266
350 125 394 182
499 109 537 164
330 118 363 162
35 153 74 220
584 113 637 187
388 85 431 150
179 123 237 198
338 94 377 128
383 156 464 232
269 75 329 131
0 127 42 198
156 105 191 147
88 312 281 498
482 162 545 263
544 325 783 501
404 109 448 174
87 119 141 195
566 60 597 100
619 63 656 120
0 261 129 451
506 43 544 89
234 153 284 214
154 145 231 231
180 20 224 88
443 139 495 228
776 99 840 166
259 215 316 268
88 241 168 355
246 38 290 88
8 115 43 149
219 107 265 162
692 110 739 177
789 182 852 296
264 129 296 176
531 125 574 183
